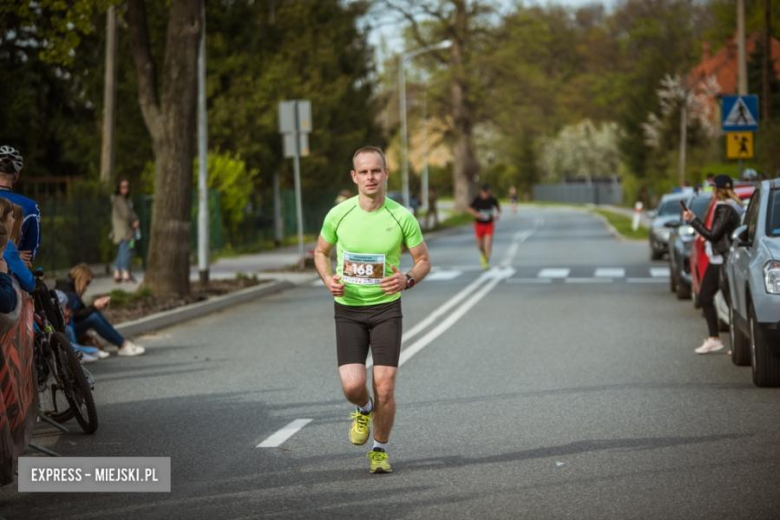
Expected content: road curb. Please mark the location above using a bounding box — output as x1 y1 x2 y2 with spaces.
590 210 626 242
115 280 294 337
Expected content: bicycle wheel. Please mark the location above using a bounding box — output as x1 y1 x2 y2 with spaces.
51 332 98 434
35 336 73 423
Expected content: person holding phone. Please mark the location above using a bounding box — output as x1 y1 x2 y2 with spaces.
681 175 743 354
55 263 145 357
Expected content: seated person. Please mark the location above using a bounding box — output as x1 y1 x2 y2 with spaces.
55 263 145 357
55 289 101 364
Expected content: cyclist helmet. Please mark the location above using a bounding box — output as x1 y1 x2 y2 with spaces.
0 146 23 175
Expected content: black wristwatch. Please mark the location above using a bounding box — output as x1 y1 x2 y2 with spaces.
405 274 416 290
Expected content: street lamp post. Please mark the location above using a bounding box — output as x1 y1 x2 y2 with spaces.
398 40 451 208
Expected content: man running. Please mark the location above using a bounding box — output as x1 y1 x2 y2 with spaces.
468 183 500 269
0 146 41 263
314 146 431 474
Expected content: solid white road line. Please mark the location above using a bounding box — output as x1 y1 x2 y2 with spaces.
505 278 553 284
256 419 313 448
398 269 514 367
595 268 625 278
627 278 667 284
402 228 536 345
538 268 570 279
650 267 671 278
565 278 613 284
425 270 464 281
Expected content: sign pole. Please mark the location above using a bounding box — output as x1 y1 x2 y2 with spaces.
197 0 209 284
292 102 305 269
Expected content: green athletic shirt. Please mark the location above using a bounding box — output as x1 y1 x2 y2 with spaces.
320 195 424 307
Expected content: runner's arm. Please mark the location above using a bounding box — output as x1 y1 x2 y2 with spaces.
406 241 431 285
314 235 344 296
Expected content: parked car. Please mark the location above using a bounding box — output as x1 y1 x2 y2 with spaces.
667 193 712 299
724 178 780 386
689 183 755 309
648 193 692 260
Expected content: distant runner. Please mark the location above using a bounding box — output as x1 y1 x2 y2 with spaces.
468 183 501 270
314 146 431 474
509 186 518 214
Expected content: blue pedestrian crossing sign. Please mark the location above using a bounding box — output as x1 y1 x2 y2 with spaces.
721 95 759 131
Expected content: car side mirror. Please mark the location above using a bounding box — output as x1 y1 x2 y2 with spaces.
732 225 751 247
646 210 657 219
664 221 681 228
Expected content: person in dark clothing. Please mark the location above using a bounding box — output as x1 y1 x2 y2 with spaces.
682 175 744 354
55 263 145 357
468 183 501 270
0 146 41 262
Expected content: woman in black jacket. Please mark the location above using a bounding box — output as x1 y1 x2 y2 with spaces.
682 175 744 354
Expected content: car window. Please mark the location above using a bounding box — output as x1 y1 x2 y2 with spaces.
768 190 780 237
657 200 681 216
690 195 711 219
745 191 760 241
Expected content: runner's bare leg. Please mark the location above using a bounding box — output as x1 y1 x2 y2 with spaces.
371 365 397 442
339 364 370 406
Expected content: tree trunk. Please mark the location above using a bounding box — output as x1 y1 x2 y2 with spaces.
450 1 478 212
126 0 201 296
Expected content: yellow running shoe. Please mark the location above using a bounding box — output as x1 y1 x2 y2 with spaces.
479 252 489 270
349 410 372 445
367 450 393 474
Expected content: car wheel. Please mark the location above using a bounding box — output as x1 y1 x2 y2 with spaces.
729 302 750 366
676 280 691 300
750 303 780 387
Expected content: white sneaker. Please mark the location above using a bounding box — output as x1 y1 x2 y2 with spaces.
695 338 724 354
118 341 145 357
96 350 110 359
80 352 100 364
87 330 117 352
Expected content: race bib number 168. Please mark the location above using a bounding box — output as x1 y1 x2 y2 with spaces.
342 252 386 285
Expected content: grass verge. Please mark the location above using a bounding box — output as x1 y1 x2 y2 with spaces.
593 209 649 240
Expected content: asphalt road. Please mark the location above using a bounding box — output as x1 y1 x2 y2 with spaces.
4 206 780 520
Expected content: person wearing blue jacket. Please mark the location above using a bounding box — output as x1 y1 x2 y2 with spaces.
0 199 33 292
0 146 41 262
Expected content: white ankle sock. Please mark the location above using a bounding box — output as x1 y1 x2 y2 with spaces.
372 440 387 451
358 399 373 414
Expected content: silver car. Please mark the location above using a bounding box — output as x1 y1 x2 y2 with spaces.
726 178 780 387
648 192 692 260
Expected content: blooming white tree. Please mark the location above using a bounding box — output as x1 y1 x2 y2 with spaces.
539 120 622 182
642 74 720 185
642 74 720 148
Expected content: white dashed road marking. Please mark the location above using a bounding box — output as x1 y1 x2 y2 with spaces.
538 268 570 279
256 419 313 448
594 268 625 278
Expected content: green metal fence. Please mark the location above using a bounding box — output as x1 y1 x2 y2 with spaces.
32 187 338 273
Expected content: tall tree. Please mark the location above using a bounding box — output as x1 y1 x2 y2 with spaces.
381 0 490 211
126 0 201 296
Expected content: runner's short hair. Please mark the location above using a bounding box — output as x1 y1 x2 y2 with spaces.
352 146 387 170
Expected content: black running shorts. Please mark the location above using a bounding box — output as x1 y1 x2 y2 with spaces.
334 299 403 367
